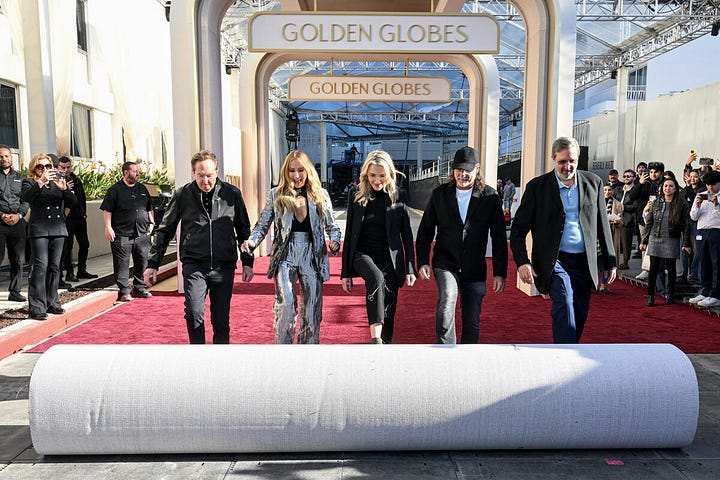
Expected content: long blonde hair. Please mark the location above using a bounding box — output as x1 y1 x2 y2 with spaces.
275 150 327 217
354 150 402 206
28 153 51 180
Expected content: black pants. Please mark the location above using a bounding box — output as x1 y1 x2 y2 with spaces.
648 255 677 298
352 252 399 344
28 235 64 315
182 263 235 344
0 221 26 295
110 234 150 295
62 217 90 275
619 224 634 265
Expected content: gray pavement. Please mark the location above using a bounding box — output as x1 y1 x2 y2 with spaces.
0 209 719 478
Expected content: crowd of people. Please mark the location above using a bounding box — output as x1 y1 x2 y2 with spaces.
3 138 715 344
602 151 720 307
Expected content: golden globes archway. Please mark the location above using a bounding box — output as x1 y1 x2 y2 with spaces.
169 0 576 217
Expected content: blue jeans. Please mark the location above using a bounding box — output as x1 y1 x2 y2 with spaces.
433 268 486 344
549 252 593 344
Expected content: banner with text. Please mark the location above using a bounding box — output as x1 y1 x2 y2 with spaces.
248 13 499 53
288 75 451 102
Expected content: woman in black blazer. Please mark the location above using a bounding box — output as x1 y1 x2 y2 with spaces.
341 150 416 344
21 153 76 320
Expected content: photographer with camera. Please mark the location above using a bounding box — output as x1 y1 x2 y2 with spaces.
688 170 720 308
21 154 76 320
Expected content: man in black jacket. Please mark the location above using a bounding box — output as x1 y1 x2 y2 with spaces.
143 150 254 344
0 144 29 302
510 137 616 343
416 146 508 344
58 156 97 284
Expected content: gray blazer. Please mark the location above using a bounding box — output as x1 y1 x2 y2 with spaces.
249 187 341 281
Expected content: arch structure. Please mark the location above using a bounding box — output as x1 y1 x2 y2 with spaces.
169 0 576 216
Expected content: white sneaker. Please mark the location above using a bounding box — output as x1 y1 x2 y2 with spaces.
698 297 720 308
635 271 649 281
689 294 707 304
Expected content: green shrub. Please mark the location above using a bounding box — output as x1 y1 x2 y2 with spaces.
18 160 174 199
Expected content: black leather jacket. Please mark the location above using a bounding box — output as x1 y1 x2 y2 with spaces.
147 180 253 270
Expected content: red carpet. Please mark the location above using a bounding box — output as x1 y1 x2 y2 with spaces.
29 245 720 353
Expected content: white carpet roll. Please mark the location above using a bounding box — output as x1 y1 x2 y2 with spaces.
29 344 698 454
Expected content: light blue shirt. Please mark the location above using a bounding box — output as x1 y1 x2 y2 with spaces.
556 174 585 253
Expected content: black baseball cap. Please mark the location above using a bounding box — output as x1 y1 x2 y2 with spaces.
452 146 479 171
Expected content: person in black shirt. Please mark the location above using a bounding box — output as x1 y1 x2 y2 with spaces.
144 150 254 344
242 150 341 344
58 156 97 284
340 150 416 344
100 162 154 302
0 144 29 302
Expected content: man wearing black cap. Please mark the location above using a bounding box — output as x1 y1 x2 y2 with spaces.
688 170 720 308
510 137 616 343
416 146 508 344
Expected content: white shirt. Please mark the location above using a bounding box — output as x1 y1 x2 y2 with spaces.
691 198 720 230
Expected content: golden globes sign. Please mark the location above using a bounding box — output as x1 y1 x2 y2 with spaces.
248 13 499 54
288 75 451 102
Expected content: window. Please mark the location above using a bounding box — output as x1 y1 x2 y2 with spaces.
0 84 18 149
76 0 88 52
71 104 92 158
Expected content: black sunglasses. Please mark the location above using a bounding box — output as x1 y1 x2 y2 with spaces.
35 164 52 170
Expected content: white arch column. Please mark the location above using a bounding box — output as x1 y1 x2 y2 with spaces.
614 67 630 172
511 0 576 182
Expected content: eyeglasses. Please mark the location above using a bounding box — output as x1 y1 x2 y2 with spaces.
35 164 52 170
623 175 634 178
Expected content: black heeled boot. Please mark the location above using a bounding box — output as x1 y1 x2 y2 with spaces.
647 294 655 307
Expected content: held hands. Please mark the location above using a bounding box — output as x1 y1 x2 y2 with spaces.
240 240 256 253
143 268 158 287
328 241 340 256
418 264 432 281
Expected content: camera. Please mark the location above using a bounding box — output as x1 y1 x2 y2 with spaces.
52 170 66 179
699 157 714 166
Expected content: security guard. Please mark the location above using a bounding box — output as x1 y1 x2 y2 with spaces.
100 162 155 302
0 145 29 302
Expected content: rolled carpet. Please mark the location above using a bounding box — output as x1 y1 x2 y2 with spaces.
29 343 698 454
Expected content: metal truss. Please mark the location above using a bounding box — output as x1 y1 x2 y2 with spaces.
216 0 720 136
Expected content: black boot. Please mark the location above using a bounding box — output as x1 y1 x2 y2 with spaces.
647 295 655 307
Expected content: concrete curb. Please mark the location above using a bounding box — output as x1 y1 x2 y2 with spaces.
0 289 118 360
0 262 178 361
